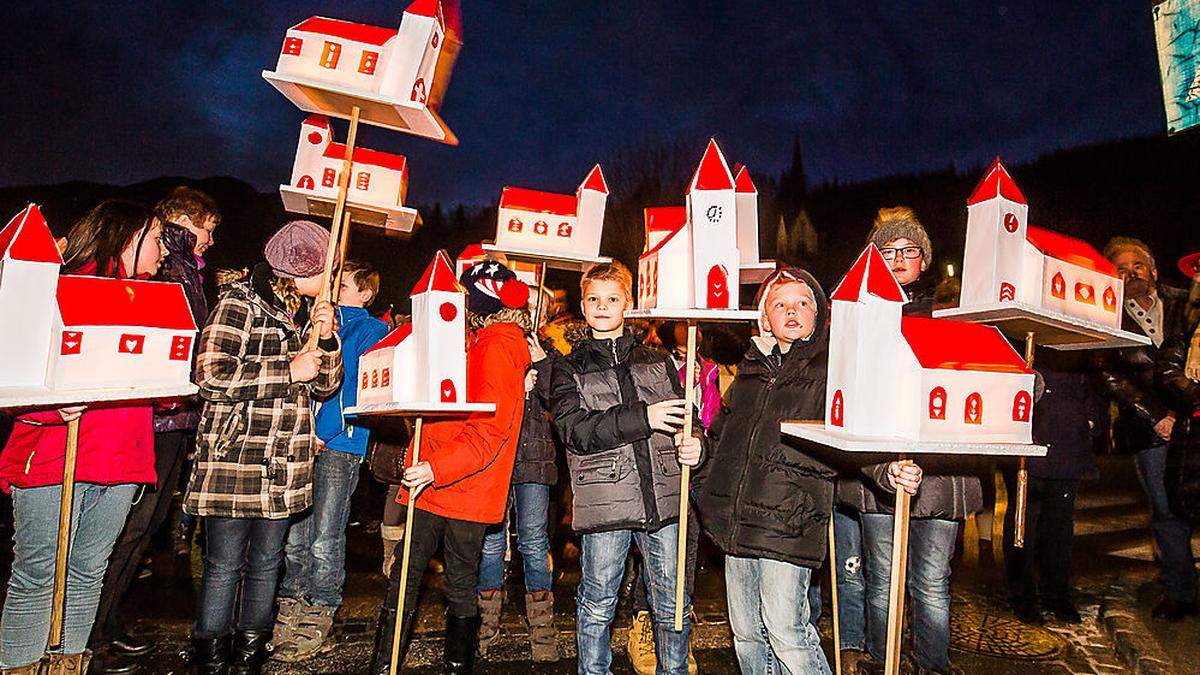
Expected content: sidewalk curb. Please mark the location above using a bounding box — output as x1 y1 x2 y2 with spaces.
1098 576 1177 675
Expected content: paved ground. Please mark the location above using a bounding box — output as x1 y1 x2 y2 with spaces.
7 454 1199 673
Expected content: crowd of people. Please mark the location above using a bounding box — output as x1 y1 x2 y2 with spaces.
0 187 1197 675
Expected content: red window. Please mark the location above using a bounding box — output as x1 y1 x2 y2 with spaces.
356 172 371 191
322 168 336 188
439 302 458 322
999 282 1016 302
118 334 145 355
358 50 379 75
507 218 523 233
831 390 845 427
964 393 983 425
534 221 548 236
1050 272 1066 299
411 78 427 103
557 222 572 238
1102 286 1117 312
1074 282 1095 305
1012 391 1031 422
928 387 947 420
440 378 457 403
320 41 342 69
381 368 390 388
706 265 730 309
362 372 370 389
371 370 379 388
169 335 192 361
282 37 303 56
432 32 440 49
60 331 82 356
1003 212 1019 233
297 175 315 190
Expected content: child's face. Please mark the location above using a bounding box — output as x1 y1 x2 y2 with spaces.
294 274 323 298
123 218 166 277
763 280 817 347
880 237 924 285
338 273 373 308
175 214 217 258
581 279 630 333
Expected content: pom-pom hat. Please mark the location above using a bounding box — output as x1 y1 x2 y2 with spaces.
460 259 530 316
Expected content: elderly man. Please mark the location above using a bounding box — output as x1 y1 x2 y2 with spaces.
1098 237 1194 621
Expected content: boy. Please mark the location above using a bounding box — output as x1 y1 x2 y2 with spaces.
274 260 389 660
549 261 702 675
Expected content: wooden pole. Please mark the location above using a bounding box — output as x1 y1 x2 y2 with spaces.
310 105 362 349
331 208 353 305
48 417 81 650
532 261 548 330
390 416 423 675
883 460 913 675
674 321 698 632
829 514 842 675
1014 331 1034 548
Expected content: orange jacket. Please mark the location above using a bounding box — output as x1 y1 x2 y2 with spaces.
399 321 530 524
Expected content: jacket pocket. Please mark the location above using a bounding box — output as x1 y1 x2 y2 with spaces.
655 447 682 477
210 403 247 458
575 455 628 485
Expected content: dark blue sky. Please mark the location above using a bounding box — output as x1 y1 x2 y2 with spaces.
1 1 1165 205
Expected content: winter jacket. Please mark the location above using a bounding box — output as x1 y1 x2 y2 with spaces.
550 330 692 534
397 321 531 524
314 306 389 456
1097 284 1189 452
1160 318 1200 524
184 263 342 519
154 223 208 433
696 268 836 568
1028 361 1104 480
512 343 561 486
0 259 157 491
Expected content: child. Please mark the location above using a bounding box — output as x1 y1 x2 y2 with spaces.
696 268 921 674
368 260 532 675
549 261 703 675
0 200 167 674
274 260 389 660
185 219 343 674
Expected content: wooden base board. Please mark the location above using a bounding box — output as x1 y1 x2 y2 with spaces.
780 421 1047 457
0 384 199 410
933 302 1150 350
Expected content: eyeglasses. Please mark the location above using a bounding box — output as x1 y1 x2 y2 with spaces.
879 246 924 261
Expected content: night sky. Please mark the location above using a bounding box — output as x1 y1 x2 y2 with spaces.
1 1 1166 205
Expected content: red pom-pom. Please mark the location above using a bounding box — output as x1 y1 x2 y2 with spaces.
499 280 530 309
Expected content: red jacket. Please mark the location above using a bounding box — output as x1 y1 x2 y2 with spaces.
398 321 531 524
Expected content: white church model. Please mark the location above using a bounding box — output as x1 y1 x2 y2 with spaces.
489 165 609 264
356 250 469 409
957 158 1124 328
0 205 197 394
637 139 756 311
827 244 1036 444
262 0 462 143
279 115 419 234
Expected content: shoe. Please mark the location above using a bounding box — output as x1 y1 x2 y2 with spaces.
272 603 335 662
229 630 271 675
626 611 656 675
1151 597 1197 622
111 631 156 657
190 635 231 675
855 656 884 675
1043 599 1082 624
840 649 870 674
476 590 504 657
90 648 140 674
525 590 559 662
687 641 697 675
1011 600 1044 626
369 606 417 675
272 597 302 648
443 613 481 673
43 652 92 674
0 659 44 675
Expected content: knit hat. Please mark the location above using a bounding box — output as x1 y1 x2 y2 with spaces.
868 206 932 271
460 259 530 316
264 220 329 278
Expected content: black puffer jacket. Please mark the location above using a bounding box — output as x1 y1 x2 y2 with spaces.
154 222 209 433
1160 319 1200 524
550 331 690 534
512 344 560 486
696 269 835 568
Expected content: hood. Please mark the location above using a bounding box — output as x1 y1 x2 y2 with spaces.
563 318 652 349
750 266 829 362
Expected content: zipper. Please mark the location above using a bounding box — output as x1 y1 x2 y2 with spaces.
729 361 777 545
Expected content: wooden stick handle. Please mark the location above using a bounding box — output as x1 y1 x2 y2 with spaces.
829 514 842 675
309 105 362 350
48 417 81 650
884 459 912 675
1015 331 1035 548
532 262 548 330
674 321 698 632
390 416 423 675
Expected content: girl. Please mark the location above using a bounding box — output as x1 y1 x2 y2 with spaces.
185 219 342 674
0 201 167 674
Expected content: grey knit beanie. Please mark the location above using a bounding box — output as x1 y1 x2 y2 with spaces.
264 219 329 278
868 206 932 271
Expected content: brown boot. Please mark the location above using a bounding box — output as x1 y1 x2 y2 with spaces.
525 590 558 662
44 652 91 674
1 659 45 675
476 589 504 657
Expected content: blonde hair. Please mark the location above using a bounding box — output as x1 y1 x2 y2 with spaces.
581 261 633 300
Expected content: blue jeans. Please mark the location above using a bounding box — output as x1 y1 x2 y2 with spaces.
862 514 958 672
193 517 290 638
280 449 362 608
725 556 831 675
0 483 135 667
1135 444 1197 604
834 507 866 651
577 525 690 675
477 483 553 593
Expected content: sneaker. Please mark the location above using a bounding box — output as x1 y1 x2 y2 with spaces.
271 603 336 662
626 611 656 675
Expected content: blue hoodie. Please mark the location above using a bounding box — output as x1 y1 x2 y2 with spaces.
314 306 390 455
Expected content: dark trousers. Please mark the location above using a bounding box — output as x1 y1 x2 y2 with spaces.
193 517 290 638
88 430 190 645
1002 472 1079 605
385 508 488 619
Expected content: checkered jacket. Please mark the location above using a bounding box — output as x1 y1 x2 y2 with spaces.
184 278 342 519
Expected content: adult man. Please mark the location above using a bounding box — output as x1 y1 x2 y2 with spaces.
1098 237 1194 622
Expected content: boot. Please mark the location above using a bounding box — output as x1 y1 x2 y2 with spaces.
228 630 271 675
476 590 503 657
44 652 91 674
1 659 45 675
443 613 481 674
271 602 335 662
368 606 418 675
626 611 656 675
272 597 302 648
524 591 558 662
191 635 231 675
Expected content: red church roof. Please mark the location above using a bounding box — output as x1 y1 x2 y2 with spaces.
411 250 463 295
364 322 413 355
580 164 609 193
734 165 757 193
1026 225 1117 277
303 114 330 129
688 139 734 192
901 317 1032 374
406 0 462 37
967 157 1027 206
322 143 408 173
830 244 907 303
499 186 577 217
292 17 396 46
0 204 63 264
57 276 196 331
641 207 687 257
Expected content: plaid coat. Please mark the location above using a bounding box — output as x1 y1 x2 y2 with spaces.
184 275 342 519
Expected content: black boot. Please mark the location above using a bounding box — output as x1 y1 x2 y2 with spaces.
442 613 481 674
228 630 271 675
370 606 419 675
190 635 231 675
